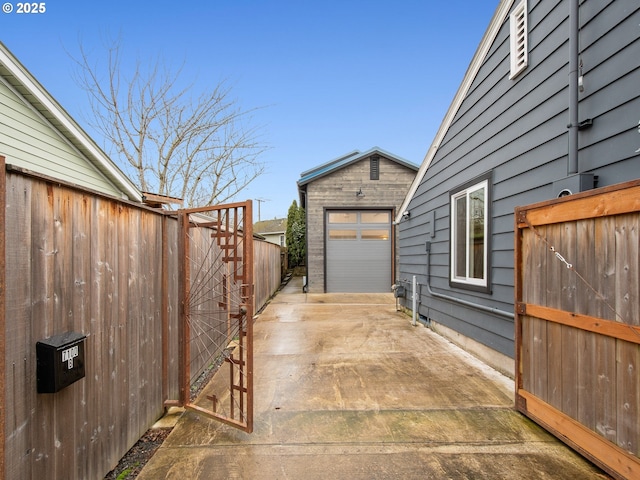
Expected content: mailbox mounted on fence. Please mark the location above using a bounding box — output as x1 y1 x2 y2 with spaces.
36 332 86 393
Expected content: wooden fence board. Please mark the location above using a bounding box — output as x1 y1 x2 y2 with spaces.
595 334 617 444
71 191 93 478
522 304 640 344
30 181 54 480
87 197 104 473
616 341 640 456
521 182 640 226
560 222 579 419
0 156 4 480
577 219 596 431
4 173 32 479
55 188 76 478
545 223 564 412
516 179 640 480
616 214 639 325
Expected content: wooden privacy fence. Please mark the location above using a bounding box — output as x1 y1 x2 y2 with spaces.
254 239 284 311
0 159 283 480
515 179 640 480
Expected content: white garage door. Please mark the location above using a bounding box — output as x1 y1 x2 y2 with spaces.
326 210 392 293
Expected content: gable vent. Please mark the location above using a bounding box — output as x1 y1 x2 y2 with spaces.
370 155 380 180
509 0 528 79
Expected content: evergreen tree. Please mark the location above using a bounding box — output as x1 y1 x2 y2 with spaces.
285 200 306 267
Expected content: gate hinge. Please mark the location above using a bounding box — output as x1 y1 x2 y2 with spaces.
516 302 527 315
516 210 528 226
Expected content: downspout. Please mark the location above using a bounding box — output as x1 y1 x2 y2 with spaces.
302 190 309 292
425 242 514 320
567 0 579 175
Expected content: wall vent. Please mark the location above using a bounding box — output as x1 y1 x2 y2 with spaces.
370 155 380 180
509 0 528 79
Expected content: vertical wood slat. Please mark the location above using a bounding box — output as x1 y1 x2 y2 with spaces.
617 340 640 455
178 210 190 406
55 186 75 478
516 179 640 480
594 216 617 445
576 219 596 433
560 222 578 420
0 156 6 480
72 191 93 478
546 223 563 412
615 213 639 325
31 181 55 480
3 168 34 479
615 214 640 456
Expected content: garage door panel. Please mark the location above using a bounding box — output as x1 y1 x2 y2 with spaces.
326 210 391 293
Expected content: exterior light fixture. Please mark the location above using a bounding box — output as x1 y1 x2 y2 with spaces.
356 188 365 198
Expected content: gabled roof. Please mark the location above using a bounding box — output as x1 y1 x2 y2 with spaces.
396 0 514 223
298 146 418 187
0 41 142 202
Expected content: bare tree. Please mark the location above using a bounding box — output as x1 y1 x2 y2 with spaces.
72 39 267 207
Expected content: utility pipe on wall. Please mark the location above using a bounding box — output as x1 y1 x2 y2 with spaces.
424 242 514 320
412 275 417 326
568 0 579 175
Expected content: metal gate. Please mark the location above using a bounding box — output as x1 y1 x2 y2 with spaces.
177 201 254 433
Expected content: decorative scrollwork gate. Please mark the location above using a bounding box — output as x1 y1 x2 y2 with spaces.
177 201 253 432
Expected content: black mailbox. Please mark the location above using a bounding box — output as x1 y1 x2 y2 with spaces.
36 332 86 393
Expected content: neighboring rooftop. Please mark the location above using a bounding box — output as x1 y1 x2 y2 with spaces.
254 218 287 234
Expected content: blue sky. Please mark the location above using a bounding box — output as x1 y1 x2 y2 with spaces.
2 0 498 221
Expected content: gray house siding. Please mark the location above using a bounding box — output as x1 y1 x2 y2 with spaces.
398 0 639 374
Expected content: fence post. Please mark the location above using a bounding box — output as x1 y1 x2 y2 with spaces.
0 155 6 480
177 210 190 406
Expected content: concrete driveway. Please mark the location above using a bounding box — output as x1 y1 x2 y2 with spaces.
137 276 608 479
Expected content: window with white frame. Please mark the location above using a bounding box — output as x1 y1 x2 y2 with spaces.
509 0 528 79
450 175 490 290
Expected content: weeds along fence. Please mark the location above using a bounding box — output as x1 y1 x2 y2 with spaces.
0 162 283 480
515 179 640 480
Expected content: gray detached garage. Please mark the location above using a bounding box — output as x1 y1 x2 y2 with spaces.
298 147 418 294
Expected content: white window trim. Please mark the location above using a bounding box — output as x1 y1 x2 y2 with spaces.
450 179 489 288
509 0 528 79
